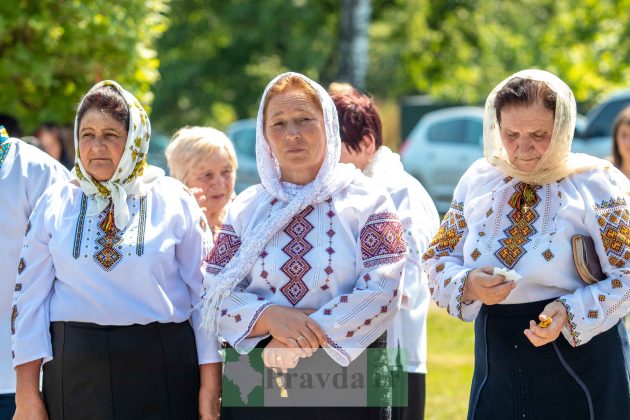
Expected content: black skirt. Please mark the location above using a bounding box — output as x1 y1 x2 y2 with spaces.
222 333 392 420
43 321 200 420
469 300 630 420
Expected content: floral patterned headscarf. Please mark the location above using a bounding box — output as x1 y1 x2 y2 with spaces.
73 80 164 230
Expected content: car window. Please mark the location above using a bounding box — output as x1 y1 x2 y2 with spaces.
587 99 630 138
230 126 256 157
464 119 483 144
427 118 481 144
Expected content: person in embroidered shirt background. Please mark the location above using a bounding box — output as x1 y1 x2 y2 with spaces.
11 81 222 420
422 69 630 419
165 126 237 239
331 87 439 420
202 72 406 419
0 122 70 420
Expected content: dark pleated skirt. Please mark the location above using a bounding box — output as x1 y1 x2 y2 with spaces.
43 321 200 420
222 333 391 420
469 300 630 420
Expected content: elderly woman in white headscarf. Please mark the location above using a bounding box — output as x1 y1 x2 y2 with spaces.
202 72 406 419
11 81 222 420
423 69 630 419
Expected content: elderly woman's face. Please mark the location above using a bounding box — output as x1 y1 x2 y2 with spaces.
499 99 555 173
186 148 235 216
264 88 327 185
78 108 127 181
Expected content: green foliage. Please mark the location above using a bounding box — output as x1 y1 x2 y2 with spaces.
0 0 168 132
152 0 339 134
398 0 630 108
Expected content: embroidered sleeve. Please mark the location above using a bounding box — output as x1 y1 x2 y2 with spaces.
310 198 407 367
11 196 55 367
177 191 222 364
210 212 274 354
559 172 630 347
422 187 481 322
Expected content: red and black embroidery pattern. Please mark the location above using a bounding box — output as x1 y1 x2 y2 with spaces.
360 212 406 268
280 206 314 305
205 225 242 274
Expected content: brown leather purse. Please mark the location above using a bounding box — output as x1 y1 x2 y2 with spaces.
571 235 606 285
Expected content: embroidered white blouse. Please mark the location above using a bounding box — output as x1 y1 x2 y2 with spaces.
11 176 222 367
423 158 630 347
0 138 70 394
364 147 439 373
205 175 407 366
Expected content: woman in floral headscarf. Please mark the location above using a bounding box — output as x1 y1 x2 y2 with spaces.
423 70 630 419
11 81 222 420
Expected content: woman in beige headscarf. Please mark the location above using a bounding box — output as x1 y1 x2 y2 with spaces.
423 69 630 419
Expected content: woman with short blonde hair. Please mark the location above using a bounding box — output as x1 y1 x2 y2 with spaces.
166 126 237 236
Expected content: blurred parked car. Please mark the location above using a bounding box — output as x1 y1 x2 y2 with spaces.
573 88 630 158
226 118 260 192
400 107 484 213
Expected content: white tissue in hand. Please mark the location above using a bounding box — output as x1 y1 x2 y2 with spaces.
493 267 522 282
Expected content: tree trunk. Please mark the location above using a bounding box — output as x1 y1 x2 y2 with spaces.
337 0 371 89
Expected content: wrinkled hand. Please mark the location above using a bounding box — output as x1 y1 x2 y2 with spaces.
13 393 48 420
463 267 516 305
261 306 326 356
262 338 306 373
524 300 568 347
190 187 207 215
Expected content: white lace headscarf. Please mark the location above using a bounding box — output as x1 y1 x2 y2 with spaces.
484 69 602 184
73 80 164 229
201 72 359 334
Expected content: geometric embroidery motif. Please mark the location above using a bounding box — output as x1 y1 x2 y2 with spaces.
494 183 541 269
423 200 466 262
93 205 124 272
542 249 554 261
594 198 630 269
471 248 481 261
280 206 314 306
205 225 242 274
73 194 88 259
17 258 26 274
360 212 406 268
0 133 10 170
10 305 17 335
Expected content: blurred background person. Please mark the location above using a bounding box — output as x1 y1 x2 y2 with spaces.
34 123 74 169
165 126 237 238
611 106 630 339
0 122 70 420
612 106 630 178
332 87 439 420
423 70 630 419
11 81 222 420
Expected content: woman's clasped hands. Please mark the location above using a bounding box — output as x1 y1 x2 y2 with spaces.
255 305 327 372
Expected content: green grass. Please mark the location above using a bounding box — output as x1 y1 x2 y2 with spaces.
425 304 475 420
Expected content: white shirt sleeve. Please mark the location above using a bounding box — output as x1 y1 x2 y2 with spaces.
422 164 482 321
12 189 56 367
177 190 223 364
558 166 630 346
309 193 406 366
